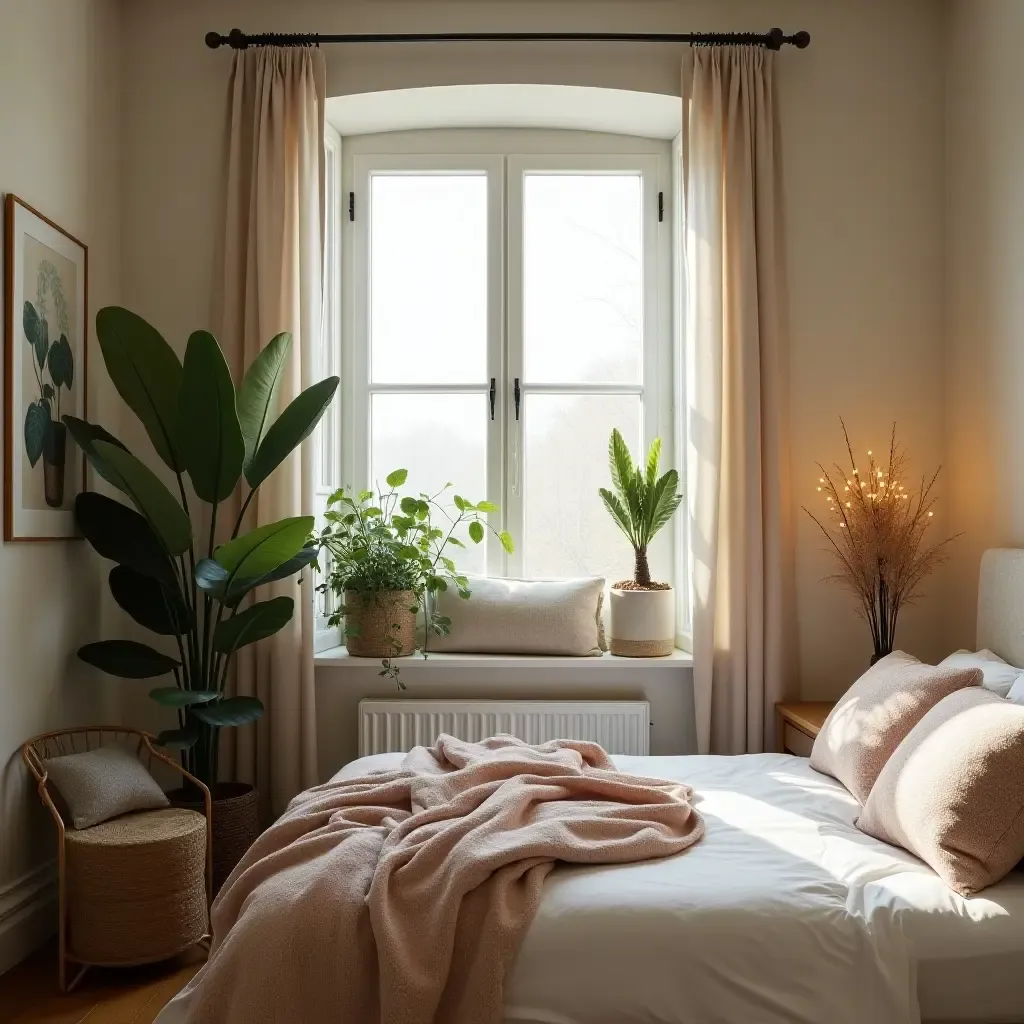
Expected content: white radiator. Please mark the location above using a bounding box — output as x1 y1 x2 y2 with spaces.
359 699 650 756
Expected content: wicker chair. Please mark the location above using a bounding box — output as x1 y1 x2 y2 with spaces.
22 727 212 992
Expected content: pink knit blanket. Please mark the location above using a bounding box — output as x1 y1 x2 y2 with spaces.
181 735 704 1024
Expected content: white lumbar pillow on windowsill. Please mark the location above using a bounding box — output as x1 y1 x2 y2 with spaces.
939 648 1024 699
427 576 607 657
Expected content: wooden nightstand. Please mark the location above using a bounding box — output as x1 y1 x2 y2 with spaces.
775 702 835 756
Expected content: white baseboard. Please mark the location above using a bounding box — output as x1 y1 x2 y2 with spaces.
0 861 57 975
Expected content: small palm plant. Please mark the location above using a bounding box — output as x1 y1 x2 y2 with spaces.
599 429 683 588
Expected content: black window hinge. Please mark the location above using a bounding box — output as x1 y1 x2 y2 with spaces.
349 191 355 222
658 191 664 223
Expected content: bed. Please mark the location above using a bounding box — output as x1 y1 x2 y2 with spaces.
159 549 1024 1024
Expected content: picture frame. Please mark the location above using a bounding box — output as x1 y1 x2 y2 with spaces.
3 194 88 541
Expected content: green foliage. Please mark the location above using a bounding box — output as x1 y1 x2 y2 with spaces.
24 300 48 370
23 401 50 467
48 334 74 389
149 687 219 707
212 596 295 654
70 306 339 788
236 332 291 472
338 542 419 594
23 286 75 462
245 377 339 489
320 475 514 685
95 307 182 471
195 545 317 608
94 441 193 555
599 429 683 585
64 417 129 490
108 565 191 636
74 492 177 589
192 695 265 727
214 518 314 579
177 330 244 503
78 640 180 679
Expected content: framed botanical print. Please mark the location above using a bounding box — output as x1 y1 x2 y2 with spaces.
4 195 87 540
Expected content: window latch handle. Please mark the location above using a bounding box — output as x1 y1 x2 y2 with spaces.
514 378 521 421
489 378 496 420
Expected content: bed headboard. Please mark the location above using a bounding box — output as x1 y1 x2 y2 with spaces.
977 549 1024 667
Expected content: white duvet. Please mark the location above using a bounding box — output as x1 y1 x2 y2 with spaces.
159 752 1024 1024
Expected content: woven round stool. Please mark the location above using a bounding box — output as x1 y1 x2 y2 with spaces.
65 807 208 966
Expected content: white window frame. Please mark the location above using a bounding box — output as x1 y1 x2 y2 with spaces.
347 151 508 575
337 129 678 606
504 152 668 577
315 123 344 652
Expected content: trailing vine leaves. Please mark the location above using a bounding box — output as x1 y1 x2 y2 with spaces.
318 472 514 686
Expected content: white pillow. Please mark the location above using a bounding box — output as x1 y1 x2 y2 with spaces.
939 649 1024 699
427 576 607 656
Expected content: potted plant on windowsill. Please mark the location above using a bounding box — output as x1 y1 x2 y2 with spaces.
319 471 513 687
600 429 683 657
68 307 338 892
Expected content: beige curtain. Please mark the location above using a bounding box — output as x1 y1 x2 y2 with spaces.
215 47 326 818
682 47 797 755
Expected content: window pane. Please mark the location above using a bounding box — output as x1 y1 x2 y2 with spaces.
370 174 487 384
370 393 488 573
523 393 641 583
523 174 643 385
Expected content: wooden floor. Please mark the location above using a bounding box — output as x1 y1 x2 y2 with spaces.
0 942 204 1023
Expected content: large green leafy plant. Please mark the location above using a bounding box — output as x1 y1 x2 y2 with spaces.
319 472 513 685
70 307 338 787
599 429 683 587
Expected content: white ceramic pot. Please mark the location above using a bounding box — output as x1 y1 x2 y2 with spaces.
608 586 675 657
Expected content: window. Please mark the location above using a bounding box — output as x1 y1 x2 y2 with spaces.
335 129 677 623
315 125 343 649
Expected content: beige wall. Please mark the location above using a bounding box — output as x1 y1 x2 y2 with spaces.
0 0 122 972
945 0 1024 650
120 0 949 702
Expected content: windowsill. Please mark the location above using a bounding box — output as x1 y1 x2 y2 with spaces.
315 646 693 670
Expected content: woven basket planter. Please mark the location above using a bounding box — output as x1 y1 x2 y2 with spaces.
344 589 417 658
65 807 208 965
171 782 259 895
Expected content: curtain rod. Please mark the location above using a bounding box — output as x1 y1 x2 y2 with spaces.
205 28 811 51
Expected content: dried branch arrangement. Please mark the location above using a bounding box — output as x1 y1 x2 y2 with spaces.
804 421 957 663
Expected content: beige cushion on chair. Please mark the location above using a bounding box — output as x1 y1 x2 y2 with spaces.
43 744 169 830
428 576 607 656
858 687 1024 895
809 651 981 803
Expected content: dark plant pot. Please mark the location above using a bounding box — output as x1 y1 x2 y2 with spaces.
345 589 417 658
42 421 66 508
169 782 260 895
870 648 892 666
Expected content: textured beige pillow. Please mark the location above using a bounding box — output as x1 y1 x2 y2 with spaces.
428 576 607 656
809 651 981 803
43 744 169 829
858 688 1024 895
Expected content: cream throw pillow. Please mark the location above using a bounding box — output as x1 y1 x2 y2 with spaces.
428 576 607 656
809 651 981 804
858 688 1024 895
43 744 169 830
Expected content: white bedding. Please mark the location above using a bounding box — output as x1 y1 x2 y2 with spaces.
159 752 1024 1024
